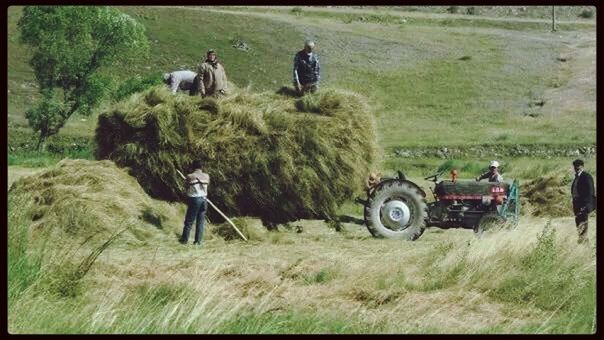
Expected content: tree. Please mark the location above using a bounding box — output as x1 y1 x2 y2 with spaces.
18 6 149 150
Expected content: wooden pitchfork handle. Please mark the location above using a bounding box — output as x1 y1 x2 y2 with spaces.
176 169 247 241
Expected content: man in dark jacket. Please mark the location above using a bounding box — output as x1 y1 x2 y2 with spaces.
571 159 596 244
293 40 320 95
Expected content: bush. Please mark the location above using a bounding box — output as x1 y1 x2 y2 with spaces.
578 8 594 19
447 6 459 14
290 7 302 15
112 73 163 102
466 7 478 15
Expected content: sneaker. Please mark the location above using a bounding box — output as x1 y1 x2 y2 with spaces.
179 239 187 245
193 241 202 246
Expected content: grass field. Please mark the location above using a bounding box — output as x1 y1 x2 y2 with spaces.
7 5 597 334
8 204 597 333
8 6 596 152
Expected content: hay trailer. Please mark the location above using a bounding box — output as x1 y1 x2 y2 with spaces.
358 170 520 240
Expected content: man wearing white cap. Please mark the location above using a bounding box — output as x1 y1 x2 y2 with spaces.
293 40 320 95
476 160 503 182
163 70 198 95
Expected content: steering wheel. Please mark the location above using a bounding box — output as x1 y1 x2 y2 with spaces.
424 170 444 182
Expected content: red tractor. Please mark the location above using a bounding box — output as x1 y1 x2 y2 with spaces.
357 170 520 240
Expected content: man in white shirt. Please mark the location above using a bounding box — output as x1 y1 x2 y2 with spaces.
163 70 198 95
476 160 503 183
179 160 210 245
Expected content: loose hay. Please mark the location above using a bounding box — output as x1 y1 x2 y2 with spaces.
8 159 183 248
95 86 377 226
521 169 574 217
212 217 269 242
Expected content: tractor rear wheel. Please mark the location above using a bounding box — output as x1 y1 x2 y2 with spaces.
364 180 428 240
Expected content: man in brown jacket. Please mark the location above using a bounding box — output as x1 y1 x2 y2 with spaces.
194 49 228 97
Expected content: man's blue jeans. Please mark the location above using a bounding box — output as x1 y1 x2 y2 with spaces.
180 196 207 244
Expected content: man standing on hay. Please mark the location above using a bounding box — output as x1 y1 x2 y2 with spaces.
163 70 198 95
194 49 228 97
179 160 210 246
571 159 596 245
293 40 320 95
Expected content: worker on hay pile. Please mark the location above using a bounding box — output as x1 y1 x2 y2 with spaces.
571 159 596 245
475 160 503 183
293 40 320 95
179 160 211 246
163 70 198 95
194 49 229 97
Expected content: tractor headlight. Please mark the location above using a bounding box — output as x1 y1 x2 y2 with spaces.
482 196 492 205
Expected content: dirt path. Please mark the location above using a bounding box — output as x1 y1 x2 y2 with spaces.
160 6 596 26
542 31 596 116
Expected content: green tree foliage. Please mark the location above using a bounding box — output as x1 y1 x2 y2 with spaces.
18 6 149 150
113 73 163 102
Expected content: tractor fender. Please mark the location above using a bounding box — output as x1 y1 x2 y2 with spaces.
372 179 426 199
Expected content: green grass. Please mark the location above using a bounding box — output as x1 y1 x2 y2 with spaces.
8 149 94 167
8 199 45 306
8 204 596 333
215 311 381 334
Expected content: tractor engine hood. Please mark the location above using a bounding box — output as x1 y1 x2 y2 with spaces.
435 180 509 200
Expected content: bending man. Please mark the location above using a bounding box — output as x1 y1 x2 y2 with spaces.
163 70 197 95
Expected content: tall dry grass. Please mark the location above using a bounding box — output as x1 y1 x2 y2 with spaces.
8 211 596 333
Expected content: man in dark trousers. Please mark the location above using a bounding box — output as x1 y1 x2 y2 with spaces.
571 159 596 244
293 40 320 95
179 160 210 246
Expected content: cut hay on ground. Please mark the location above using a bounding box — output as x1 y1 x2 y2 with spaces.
521 169 574 217
95 86 377 226
8 159 183 248
211 217 269 242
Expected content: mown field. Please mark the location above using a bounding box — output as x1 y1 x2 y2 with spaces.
7 6 596 334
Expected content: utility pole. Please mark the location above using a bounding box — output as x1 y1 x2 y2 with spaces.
551 6 557 32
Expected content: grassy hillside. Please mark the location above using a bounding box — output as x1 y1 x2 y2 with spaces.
8 6 596 156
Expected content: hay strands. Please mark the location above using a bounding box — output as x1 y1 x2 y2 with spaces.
176 169 248 241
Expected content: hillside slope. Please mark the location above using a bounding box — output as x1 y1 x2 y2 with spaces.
7 6 596 150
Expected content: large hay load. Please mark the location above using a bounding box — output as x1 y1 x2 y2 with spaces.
95 86 377 226
8 159 183 248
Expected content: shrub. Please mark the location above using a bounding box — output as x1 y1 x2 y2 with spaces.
113 73 163 102
447 6 459 14
578 8 594 19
